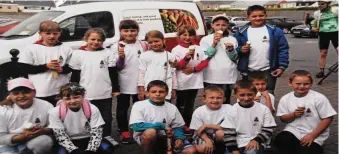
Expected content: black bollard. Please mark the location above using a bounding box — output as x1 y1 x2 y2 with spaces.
0 49 28 100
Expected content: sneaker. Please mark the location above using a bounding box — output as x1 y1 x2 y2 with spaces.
316 71 325 78
104 136 119 147
120 132 134 144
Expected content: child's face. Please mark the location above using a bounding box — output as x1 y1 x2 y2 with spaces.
10 88 35 108
203 91 224 110
289 76 312 96
147 37 165 52
212 20 228 32
147 86 168 103
236 88 255 106
62 95 84 110
86 32 103 50
248 10 267 27
39 31 61 46
179 31 195 44
252 79 267 92
120 28 138 42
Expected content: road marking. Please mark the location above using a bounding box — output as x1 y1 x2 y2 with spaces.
288 41 317 45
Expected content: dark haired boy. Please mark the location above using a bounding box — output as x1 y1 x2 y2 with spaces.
234 5 289 95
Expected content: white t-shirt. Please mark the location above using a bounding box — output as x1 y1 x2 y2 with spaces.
129 99 185 140
111 41 146 94
0 98 53 135
236 93 275 110
171 45 206 90
247 26 270 71
48 103 105 140
190 104 232 130
276 90 337 145
200 34 238 84
69 49 116 100
221 102 277 148
19 44 72 97
139 50 176 99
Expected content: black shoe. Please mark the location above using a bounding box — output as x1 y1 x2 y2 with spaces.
316 71 325 78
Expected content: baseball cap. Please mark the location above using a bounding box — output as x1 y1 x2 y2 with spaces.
7 78 35 91
212 14 229 23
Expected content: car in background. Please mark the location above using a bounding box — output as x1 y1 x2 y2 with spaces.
266 17 303 33
0 18 20 34
290 20 318 38
229 17 249 26
204 16 212 33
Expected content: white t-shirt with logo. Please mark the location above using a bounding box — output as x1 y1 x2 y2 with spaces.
200 34 238 84
48 103 105 140
19 44 72 97
171 45 206 90
69 49 116 100
247 26 270 71
111 41 146 94
190 104 232 130
139 50 176 100
0 98 53 135
221 102 276 148
129 99 185 140
276 90 337 145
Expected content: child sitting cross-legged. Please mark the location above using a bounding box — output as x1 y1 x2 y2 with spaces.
129 80 196 154
48 83 114 154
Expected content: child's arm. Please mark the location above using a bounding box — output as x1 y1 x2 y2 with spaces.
70 69 81 83
53 128 79 153
274 28 289 73
86 126 104 152
223 128 239 153
233 31 247 56
261 91 274 113
176 57 190 70
137 70 146 100
19 63 49 74
225 40 239 62
300 117 334 146
171 71 177 99
252 108 277 145
108 66 120 94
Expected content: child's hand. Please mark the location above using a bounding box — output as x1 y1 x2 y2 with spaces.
212 36 221 47
165 126 173 137
294 108 305 118
312 27 319 32
196 125 206 137
241 45 250 53
171 89 176 100
182 67 194 75
261 91 270 98
271 68 284 77
254 97 261 102
138 92 146 101
204 138 214 154
46 61 61 71
169 60 178 68
225 42 234 52
118 46 125 59
300 133 316 147
174 139 184 149
186 50 195 59
112 92 120 97
21 129 36 141
245 140 259 150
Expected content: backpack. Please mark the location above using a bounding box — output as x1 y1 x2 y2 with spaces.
139 40 148 52
56 99 92 121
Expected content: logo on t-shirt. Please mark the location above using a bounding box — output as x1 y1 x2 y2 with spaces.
138 50 141 58
306 108 313 117
197 53 200 60
262 36 268 42
164 62 168 70
253 117 259 126
100 60 105 68
58 56 64 64
85 121 91 132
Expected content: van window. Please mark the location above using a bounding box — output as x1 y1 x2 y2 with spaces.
123 9 199 38
59 11 114 42
1 11 64 37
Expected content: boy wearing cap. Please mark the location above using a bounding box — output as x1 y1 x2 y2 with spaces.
200 14 238 104
0 77 54 154
234 5 289 94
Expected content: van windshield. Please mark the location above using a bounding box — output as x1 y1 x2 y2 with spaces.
1 11 64 37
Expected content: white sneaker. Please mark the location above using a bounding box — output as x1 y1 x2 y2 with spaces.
105 136 119 147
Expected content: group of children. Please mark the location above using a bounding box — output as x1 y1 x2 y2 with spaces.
0 4 336 154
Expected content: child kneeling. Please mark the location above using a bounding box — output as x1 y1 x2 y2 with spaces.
129 80 196 154
48 83 114 154
190 85 233 154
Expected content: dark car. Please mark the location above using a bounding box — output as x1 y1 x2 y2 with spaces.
204 16 212 33
266 17 303 33
290 20 318 38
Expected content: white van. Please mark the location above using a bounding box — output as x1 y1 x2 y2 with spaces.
0 1 207 64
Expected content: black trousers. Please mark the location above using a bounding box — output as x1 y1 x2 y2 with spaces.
242 70 277 95
36 95 58 106
203 82 232 104
116 94 138 132
274 131 323 154
176 89 198 126
91 98 113 137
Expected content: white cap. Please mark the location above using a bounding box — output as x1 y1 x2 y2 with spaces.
189 45 195 50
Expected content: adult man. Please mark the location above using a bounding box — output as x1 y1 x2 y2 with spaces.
312 0 338 78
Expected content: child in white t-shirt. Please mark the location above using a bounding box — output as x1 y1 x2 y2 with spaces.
129 80 196 154
0 78 54 154
248 72 275 113
275 70 336 154
48 83 114 154
69 28 119 141
138 30 177 101
171 25 209 133
19 21 73 106
110 20 148 144
200 14 238 104
222 80 276 154
190 85 233 154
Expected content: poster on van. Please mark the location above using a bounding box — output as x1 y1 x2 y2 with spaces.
159 9 199 33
